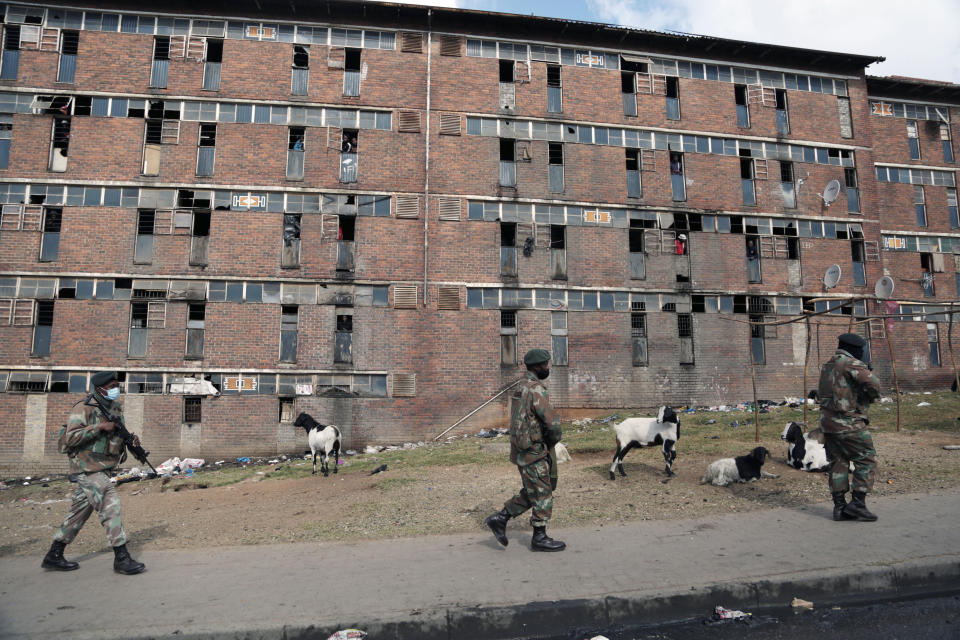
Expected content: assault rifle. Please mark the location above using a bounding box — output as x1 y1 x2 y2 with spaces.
87 394 158 477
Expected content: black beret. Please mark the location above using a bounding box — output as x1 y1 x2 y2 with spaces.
91 371 118 387
523 348 551 365
837 333 866 349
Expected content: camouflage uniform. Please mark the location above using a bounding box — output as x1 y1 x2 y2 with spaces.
503 372 562 527
53 394 128 547
818 348 882 494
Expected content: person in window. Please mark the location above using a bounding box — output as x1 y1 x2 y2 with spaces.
670 155 682 175
675 233 687 255
292 136 304 151
746 238 759 261
919 267 935 296
341 134 353 153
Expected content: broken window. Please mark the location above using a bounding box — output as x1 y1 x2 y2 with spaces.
548 142 564 193
292 45 309 95
550 225 566 280
734 84 750 127
129 302 149 357
340 128 358 183
948 187 958 228
851 238 867 286
39 208 62 262
746 236 761 283
629 221 645 279
344 48 361 96
775 89 789 136
185 302 204 359
58 30 79 83
780 161 796 208
621 71 637 116
920 254 936 297
740 153 756 206
281 213 301 268
196 124 216 176
499 59 514 83
500 309 517 366
551 311 568 366
844 168 860 213
135 210 155 264
928 323 941 366
287 126 305 180
500 139 516 187
500 221 517 277
670 152 685 201
631 312 647 366
31 300 54 357
941 123 954 163
915 185 927 227
279 397 294 423
183 397 202 423
749 314 765 364
337 214 355 272
150 36 170 88
665 76 680 120
190 210 210 266
49 117 70 172
203 39 223 90
334 310 352 364
547 64 562 113
677 313 694 364
907 120 921 160
280 305 298 362
625 149 641 198
1 25 21 79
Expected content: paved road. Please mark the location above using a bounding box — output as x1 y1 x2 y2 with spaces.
1 491 959 640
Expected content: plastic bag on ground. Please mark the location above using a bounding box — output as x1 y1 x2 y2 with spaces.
713 605 751 620
180 458 205 472
327 630 366 640
155 457 181 476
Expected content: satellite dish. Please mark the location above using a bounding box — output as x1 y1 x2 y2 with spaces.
823 264 842 289
874 276 895 299
820 179 842 206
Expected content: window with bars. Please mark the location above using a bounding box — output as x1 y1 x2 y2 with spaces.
630 312 647 366
183 397 202 423
501 309 517 366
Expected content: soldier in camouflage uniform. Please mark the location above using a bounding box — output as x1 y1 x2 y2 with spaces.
485 349 566 551
41 371 146 574
818 333 882 522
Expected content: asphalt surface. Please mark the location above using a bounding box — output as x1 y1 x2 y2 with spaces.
1 490 959 640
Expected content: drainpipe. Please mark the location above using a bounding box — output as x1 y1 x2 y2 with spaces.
422 9 432 307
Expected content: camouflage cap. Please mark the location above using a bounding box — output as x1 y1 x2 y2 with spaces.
837 333 866 349
91 371 118 388
523 348 551 366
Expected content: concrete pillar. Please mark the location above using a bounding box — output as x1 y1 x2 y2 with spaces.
22 395 47 462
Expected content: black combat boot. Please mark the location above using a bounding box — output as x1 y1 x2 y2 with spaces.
113 544 146 575
531 527 566 552
484 508 511 547
832 492 856 521
41 540 79 571
843 491 878 522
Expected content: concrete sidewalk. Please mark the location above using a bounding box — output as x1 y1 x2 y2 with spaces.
1 490 959 640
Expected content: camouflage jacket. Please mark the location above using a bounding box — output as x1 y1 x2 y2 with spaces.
60 394 127 474
818 349 882 433
510 373 562 466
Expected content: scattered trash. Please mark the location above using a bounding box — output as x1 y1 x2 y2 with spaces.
880 397 894 403
712 605 751 621
554 442 571 463
917 402 932 407
345 449 357 456
236 457 251 464
215 460 225 465
791 597 814 610
327 630 366 640
730 421 739 428
706 419 716 425
364 445 379 454
944 446 960 450
0 481 7 490
598 414 620 424
180 458 205 472
370 464 387 475
476 429 498 439
587 636 610 640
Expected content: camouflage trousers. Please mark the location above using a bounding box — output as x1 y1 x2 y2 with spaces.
504 458 554 527
824 430 877 494
53 471 127 547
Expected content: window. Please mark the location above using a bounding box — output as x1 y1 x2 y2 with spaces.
49 118 70 172
335 311 352 364
629 221 645 279
186 303 204 359
928 323 941 367
670 151 685 201
190 210 210 266
548 142 564 193
551 311 568 366
129 302 149 357
500 138 516 187
775 89 789 136
340 128 358 183
287 127 305 180
500 309 517 365
665 76 680 120
550 225 566 280
837 96 853 138
150 36 170 88
942 124 954 163
907 120 920 160
746 236 761 282
749 315 765 364
631 312 647 366
547 64 562 113
500 221 517 277
499 59 514 83
677 313 694 364
58 30 79 83
734 84 749 127
915 185 926 227
32 300 54 357
625 149 641 198
0 115 10 169
740 154 756 205
337 214 355 272
183 397 202 423
39 208 62 262
344 48 361 96
203 39 223 90
845 168 860 213
780 161 796 208
292 45 309 95
280 305 298 362
279 397 295 422
920 254 935 297
1 25 21 79
197 123 216 176
851 238 866 286
135 210 154 264
621 71 637 116
281 213 301 268
949 188 959 228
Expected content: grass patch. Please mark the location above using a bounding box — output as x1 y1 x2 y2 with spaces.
375 477 418 491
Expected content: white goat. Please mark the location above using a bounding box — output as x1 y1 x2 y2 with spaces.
781 421 830 472
609 406 680 480
700 446 779 487
294 412 342 476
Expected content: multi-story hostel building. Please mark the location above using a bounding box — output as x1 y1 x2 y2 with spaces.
0 0 958 472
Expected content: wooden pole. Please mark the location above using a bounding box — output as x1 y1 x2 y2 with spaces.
816 321 822 368
847 297 856 331
803 315 812 426
750 360 761 443
949 306 960 394
886 317 902 432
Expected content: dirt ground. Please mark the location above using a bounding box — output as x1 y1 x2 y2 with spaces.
3 403 960 558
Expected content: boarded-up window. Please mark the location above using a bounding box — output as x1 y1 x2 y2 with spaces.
837 97 853 139
392 373 416 396
437 285 460 310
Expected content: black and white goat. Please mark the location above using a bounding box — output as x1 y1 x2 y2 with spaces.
294 412 342 476
781 421 830 472
700 446 779 487
609 406 680 480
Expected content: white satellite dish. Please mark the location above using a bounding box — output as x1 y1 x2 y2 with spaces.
874 276 895 299
820 179 842 207
824 264 842 289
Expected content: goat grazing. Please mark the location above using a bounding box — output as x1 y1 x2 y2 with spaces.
700 446 779 487
781 422 830 472
609 406 680 480
293 412 342 476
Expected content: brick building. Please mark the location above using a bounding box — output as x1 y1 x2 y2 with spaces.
0 1 957 473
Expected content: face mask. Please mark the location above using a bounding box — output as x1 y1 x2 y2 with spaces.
535 369 550 380
104 387 120 401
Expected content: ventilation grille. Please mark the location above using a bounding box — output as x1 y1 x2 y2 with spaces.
439 35 463 56
400 32 423 53
437 286 461 310
393 285 418 309
397 110 422 133
438 112 461 136
392 373 416 397
437 197 461 221
395 195 420 219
